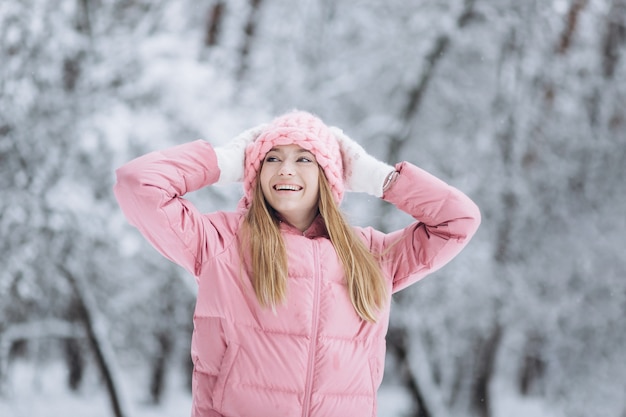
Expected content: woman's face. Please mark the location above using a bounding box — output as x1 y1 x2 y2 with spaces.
259 144 320 231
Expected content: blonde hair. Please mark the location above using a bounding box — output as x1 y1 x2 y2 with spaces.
241 166 388 322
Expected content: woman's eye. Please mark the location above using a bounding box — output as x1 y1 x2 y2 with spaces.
265 156 279 162
298 157 313 163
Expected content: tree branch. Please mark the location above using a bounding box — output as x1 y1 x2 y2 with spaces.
57 264 131 417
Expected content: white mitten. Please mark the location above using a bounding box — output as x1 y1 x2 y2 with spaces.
330 127 395 197
214 124 267 184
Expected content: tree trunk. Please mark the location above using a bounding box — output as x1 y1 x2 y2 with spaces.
386 326 433 417
64 337 85 391
204 1 225 47
237 0 264 80
518 332 546 396
57 264 131 417
0 320 83 396
556 0 588 54
602 0 626 78
470 324 502 417
149 331 173 404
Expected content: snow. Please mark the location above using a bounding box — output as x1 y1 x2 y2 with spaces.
0 360 191 417
0 360 565 417
491 384 564 417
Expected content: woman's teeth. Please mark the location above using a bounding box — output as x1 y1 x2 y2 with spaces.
275 184 301 191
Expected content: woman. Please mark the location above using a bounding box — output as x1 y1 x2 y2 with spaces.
114 110 480 417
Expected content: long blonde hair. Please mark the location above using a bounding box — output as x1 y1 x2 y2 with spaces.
241 166 388 322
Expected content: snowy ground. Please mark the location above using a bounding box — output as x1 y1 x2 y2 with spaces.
0 360 412 417
0 360 561 417
1 359 187 417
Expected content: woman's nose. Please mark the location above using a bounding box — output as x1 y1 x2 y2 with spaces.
278 161 295 176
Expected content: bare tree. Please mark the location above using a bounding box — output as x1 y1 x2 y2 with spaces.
205 0 226 47
237 0 264 80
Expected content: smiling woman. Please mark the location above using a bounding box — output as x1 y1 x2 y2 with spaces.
113 110 481 417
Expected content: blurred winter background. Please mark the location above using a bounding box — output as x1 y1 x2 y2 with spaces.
1 0 625 416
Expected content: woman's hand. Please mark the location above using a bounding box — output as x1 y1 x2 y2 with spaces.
331 127 395 197
214 124 267 184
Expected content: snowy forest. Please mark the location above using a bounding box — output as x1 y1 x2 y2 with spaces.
1 0 625 416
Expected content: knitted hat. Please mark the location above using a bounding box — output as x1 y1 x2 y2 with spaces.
241 110 344 208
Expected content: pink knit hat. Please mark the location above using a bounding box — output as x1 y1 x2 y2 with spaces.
241 110 344 208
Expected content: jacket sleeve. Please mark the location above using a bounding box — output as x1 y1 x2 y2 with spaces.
113 140 228 277
371 161 481 293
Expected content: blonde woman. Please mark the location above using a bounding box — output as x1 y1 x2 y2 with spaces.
114 110 480 417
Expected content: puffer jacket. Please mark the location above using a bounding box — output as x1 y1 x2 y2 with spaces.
113 140 481 417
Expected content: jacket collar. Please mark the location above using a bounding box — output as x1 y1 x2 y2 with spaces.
278 214 329 239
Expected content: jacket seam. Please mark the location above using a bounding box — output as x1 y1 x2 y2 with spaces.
193 317 372 341
193 367 218 377
238 382 301 395
192 316 311 338
315 391 375 398
317 334 370 343
242 324 309 338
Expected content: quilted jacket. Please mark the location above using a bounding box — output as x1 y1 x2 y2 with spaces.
113 140 481 417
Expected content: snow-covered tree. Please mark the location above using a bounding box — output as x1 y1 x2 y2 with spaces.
1 1 624 416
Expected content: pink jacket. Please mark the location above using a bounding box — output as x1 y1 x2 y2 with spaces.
113 140 480 417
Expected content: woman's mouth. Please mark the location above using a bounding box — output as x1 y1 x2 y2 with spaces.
274 184 303 191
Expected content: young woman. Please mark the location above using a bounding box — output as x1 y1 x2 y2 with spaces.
114 111 481 417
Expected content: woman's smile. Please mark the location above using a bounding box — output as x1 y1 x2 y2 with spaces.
273 183 303 192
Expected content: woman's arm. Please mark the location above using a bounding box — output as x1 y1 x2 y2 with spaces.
332 127 480 293
378 161 481 293
114 124 264 276
113 140 221 276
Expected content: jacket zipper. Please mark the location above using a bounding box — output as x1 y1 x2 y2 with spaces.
302 240 321 417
